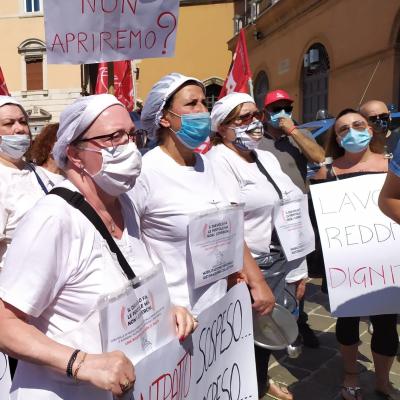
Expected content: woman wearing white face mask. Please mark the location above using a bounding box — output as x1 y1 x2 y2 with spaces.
0 94 196 400
0 96 63 272
130 73 275 318
207 93 312 400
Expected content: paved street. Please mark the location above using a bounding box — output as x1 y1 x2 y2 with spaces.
263 278 400 400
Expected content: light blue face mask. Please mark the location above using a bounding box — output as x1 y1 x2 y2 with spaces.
0 134 31 160
269 109 292 128
340 128 372 153
169 111 211 149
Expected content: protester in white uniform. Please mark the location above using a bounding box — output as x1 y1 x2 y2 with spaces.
130 73 275 316
0 94 196 400
0 96 63 272
208 92 309 400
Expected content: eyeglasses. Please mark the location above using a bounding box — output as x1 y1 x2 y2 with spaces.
367 113 390 123
269 106 293 114
235 110 264 125
77 129 136 148
337 120 368 137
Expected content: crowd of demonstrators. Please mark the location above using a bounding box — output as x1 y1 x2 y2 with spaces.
208 92 312 400
312 109 397 400
130 73 274 316
261 90 324 349
0 72 400 400
0 94 196 399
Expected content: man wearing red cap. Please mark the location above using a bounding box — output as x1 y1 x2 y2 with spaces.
261 89 324 349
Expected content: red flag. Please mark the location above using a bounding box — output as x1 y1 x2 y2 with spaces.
194 136 211 154
218 29 252 99
0 67 10 96
95 61 134 111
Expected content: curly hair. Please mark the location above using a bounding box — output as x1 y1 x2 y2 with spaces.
30 123 59 166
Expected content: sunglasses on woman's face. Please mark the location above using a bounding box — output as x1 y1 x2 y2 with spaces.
269 106 293 114
236 110 264 125
367 113 390 123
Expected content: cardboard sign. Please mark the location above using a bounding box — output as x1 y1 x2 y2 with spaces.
131 283 258 400
310 174 400 317
44 0 179 64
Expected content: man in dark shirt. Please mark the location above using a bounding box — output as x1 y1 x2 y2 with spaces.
260 89 325 348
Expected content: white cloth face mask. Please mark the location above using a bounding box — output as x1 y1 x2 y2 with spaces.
0 134 31 160
81 141 142 196
233 120 264 151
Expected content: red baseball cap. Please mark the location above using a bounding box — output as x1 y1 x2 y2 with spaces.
264 89 293 107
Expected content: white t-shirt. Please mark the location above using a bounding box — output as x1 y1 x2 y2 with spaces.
0 162 64 270
129 146 229 314
207 145 308 282
0 180 154 400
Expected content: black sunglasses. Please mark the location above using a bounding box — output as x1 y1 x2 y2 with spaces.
367 113 390 123
269 106 293 114
236 110 264 124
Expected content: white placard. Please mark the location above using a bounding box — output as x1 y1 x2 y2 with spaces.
188 204 244 288
132 283 258 400
44 0 179 64
310 174 400 317
0 353 11 399
274 194 315 261
99 268 175 365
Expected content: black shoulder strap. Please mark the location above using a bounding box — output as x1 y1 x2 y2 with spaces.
49 187 136 280
27 163 49 194
250 151 283 200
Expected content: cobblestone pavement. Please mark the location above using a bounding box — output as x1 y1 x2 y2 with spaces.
262 278 400 400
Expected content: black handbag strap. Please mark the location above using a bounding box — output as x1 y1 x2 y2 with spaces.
250 151 283 200
49 187 136 280
27 163 49 194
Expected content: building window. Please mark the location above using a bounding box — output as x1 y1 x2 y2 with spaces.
26 57 43 90
254 71 269 110
25 0 41 13
203 77 224 111
18 39 47 93
301 43 330 123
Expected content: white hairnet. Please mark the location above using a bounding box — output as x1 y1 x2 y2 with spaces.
53 94 123 168
210 92 255 132
0 95 29 120
141 72 204 139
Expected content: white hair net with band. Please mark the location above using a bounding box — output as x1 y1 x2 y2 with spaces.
53 94 123 168
210 92 255 132
0 95 29 120
141 72 204 139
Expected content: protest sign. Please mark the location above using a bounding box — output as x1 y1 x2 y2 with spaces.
188 204 244 288
132 282 258 400
99 268 175 365
44 0 179 64
0 353 11 399
310 174 400 317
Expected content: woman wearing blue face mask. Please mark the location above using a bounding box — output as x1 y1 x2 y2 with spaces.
312 109 397 400
130 73 275 319
0 96 63 272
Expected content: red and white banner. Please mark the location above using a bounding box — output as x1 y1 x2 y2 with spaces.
95 61 134 111
0 67 10 96
219 29 252 99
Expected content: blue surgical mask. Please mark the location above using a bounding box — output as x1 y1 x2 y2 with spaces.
340 128 372 153
269 109 292 128
0 134 31 160
169 112 211 149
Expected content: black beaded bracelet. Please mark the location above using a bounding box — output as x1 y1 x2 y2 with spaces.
66 349 80 378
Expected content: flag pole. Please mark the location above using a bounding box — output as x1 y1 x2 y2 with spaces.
248 77 254 98
107 62 115 95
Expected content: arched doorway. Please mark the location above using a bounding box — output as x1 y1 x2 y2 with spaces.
253 71 269 110
301 43 330 123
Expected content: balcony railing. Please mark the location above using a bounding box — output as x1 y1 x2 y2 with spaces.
234 0 279 34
